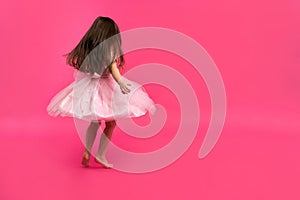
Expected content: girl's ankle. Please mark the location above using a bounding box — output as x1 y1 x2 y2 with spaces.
84 149 91 154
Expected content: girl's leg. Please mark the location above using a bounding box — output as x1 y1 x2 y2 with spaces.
95 120 116 168
82 120 101 167
84 120 101 154
103 120 116 140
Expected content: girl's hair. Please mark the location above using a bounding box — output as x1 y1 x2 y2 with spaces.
65 16 124 74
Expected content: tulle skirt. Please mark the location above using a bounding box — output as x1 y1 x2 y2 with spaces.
46 72 156 122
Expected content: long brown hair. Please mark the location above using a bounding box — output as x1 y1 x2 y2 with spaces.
65 16 124 74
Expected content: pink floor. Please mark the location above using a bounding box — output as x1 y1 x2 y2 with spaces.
1 107 300 199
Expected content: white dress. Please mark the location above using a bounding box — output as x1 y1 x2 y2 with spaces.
46 69 156 122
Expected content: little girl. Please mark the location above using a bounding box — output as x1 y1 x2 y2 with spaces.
46 16 155 168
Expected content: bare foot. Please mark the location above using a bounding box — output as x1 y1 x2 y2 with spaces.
94 156 113 168
81 151 90 167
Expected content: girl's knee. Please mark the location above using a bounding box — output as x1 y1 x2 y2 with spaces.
105 120 116 128
90 120 101 128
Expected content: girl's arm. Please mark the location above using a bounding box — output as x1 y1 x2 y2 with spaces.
110 61 131 94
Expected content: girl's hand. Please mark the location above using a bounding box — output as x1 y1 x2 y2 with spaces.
110 61 131 94
117 78 131 94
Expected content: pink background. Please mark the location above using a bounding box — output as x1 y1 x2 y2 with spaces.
1 0 300 199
